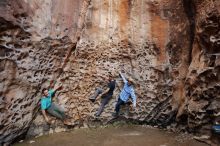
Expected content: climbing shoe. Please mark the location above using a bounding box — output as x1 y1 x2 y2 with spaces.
89 98 96 102
112 112 119 118
94 113 100 117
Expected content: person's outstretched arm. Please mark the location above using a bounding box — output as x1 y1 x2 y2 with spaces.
119 71 127 83
96 88 109 100
130 88 137 108
51 84 62 93
54 84 62 92
48 84 62 98
42 109 50 123
49 80 56 89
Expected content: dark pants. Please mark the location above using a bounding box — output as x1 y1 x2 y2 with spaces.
96 94 112 116
47 103 66 120
115 97 125 114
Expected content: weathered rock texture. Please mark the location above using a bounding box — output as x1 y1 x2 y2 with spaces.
0 0 220 145
184 0 220 134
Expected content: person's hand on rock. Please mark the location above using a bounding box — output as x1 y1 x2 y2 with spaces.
45 117 52 124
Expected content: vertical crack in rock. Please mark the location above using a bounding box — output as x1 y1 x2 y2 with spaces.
55 0 92 79
182 0 196 64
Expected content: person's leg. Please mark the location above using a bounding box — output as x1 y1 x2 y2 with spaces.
114 98 124 116
51 103 66 119
47 103 72 125
47 103 65 120
89 88 103 102
96 95 111 116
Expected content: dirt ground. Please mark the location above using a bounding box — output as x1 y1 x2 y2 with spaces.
14 125 208 146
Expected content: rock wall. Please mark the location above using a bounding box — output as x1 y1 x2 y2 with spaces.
0 0 220 145
184 0 220 134
0 0 87 144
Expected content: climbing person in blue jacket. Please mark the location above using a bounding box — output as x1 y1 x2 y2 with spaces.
41 81 71 125
112 71 136 117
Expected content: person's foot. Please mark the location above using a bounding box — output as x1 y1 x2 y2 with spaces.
89 98 96 102
112 112 119 118
46 118 52 124
63 119 72 125
94 113 100 117
50 119 55 124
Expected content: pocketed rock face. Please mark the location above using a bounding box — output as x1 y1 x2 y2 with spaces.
0 0 86 144
184 0 220 135
166 1 220 141
0 0 84 41
1 0 220 145
0 19 76 143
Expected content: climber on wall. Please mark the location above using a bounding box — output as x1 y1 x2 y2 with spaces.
41 80 71 125
93 73 116 117
112 71 136 117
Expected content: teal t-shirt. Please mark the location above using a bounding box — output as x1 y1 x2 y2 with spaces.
41 89 55 110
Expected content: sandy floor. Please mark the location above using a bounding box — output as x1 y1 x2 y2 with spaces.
14 125 208 146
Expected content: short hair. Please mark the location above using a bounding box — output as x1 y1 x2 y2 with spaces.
42 88 47 94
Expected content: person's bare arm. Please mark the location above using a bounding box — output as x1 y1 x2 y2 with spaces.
42 110 51 123
54 84 62 92
130 89 137 108
96 88 109 100
49 80 55 89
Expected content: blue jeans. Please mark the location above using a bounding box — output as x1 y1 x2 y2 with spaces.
115 97 125 114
